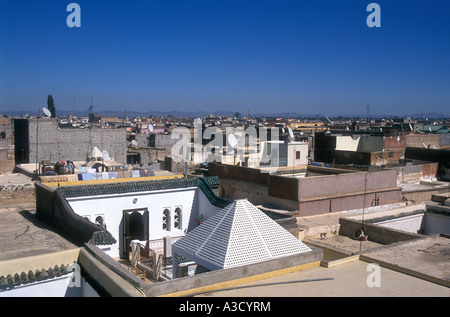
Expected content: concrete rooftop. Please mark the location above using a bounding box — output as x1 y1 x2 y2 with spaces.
195 259 449 297
195 203 450 297
0 206 79 262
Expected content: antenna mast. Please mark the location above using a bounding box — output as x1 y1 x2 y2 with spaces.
72 98 76 117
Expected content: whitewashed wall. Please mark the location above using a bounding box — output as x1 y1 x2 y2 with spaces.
66 187 224 258
375 214 424 233
0 274 98 297
376 212 449 235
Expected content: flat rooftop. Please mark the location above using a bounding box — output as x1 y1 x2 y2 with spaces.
195 203 450 297
0 173 35 187
0 205 79 262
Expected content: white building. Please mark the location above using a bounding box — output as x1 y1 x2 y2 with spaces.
52 177 228 259
260 140 308 168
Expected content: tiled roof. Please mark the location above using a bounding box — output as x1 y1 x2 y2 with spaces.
58 176 220 198
0 263 73 287
419 125 449 133
91 230 117 246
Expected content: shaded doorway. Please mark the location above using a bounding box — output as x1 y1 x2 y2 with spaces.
121 208 149 260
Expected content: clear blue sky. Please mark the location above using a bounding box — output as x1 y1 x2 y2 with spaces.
1 0 449 117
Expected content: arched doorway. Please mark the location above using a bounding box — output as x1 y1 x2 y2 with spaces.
121 208 149 260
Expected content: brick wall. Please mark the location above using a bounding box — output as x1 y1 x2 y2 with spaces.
208 162 269 185
370 150 402 166
0 183 35 205
267 175 299 201
422 162 439 179
383 135 406 151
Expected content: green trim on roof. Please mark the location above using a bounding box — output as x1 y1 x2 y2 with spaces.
58 177 200 198
57 176 230 208
0 264 72 288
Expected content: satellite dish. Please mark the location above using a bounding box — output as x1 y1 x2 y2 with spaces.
288 127 294 140
409 124 413 131
131 140 137 147
102 150 110 162
148 124 154 133
42 107 51 117
228 134 238 149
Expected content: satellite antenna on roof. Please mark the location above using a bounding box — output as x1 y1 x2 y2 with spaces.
102 150 110 162
228 134 239 165
148 124 154 133
42 107 51 118
228 134 238 149
288 127 294 141
131 140 137 147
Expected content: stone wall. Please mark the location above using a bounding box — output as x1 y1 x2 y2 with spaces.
0 120 15 173
0 183 35 206
27 118 127 163
406 134 441 149
440 134 450 149
149 134 180 150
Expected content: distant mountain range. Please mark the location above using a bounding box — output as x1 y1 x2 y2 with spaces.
1 109 448 120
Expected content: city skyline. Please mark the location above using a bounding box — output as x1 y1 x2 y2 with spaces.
1 0 450 117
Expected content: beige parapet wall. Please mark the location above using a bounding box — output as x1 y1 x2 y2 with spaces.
0 248 80 277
